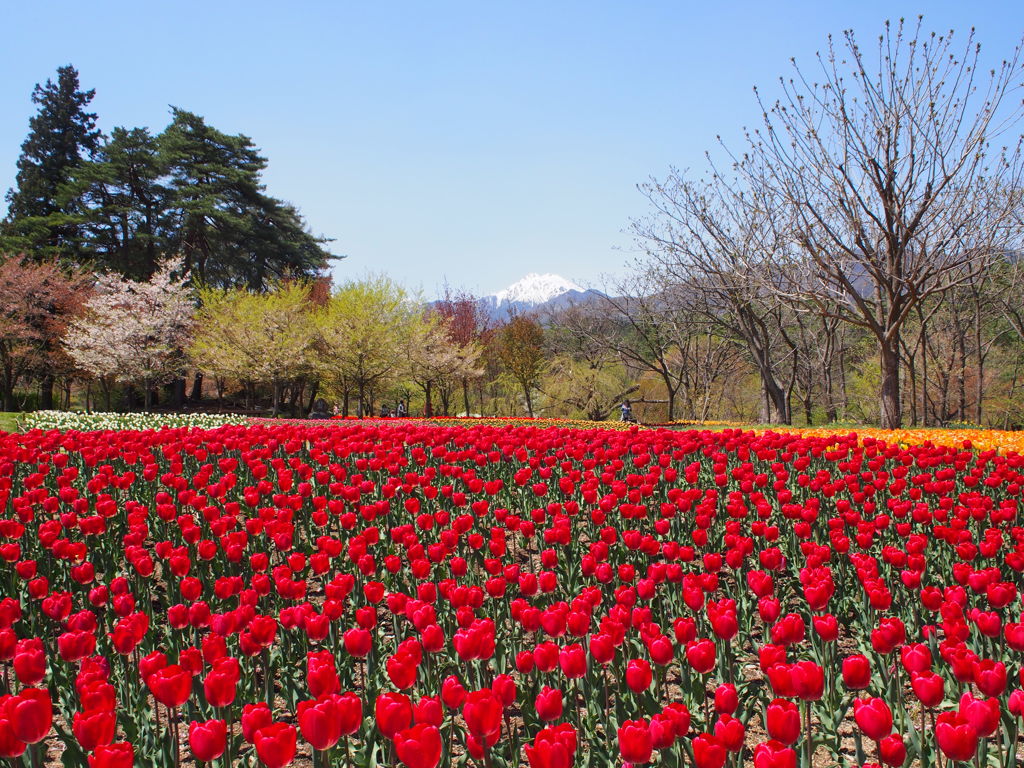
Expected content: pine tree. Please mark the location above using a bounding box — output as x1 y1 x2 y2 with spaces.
64 126 168 279
3 65 101 259
159 108 332 290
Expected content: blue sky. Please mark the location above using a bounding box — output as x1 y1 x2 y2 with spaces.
1 2 1021 298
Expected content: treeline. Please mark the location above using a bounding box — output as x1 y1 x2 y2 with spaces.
3 65 333 288
604 20 1024 429
7 23 1024 429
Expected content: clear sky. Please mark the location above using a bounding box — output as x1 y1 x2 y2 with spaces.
1 1 1021 298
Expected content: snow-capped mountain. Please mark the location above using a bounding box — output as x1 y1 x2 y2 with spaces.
492 273 583 307
477 273 604 321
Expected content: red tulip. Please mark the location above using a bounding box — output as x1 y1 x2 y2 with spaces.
254 722 297 768
87 742 134 768
618 719 653 764
625 658 653 692
692 733 727 768
375 692 413 739
203 661 238 708
753 740 796 768
13 640 45 685
395 724 442 768
147 664 192 708
791 660 824 701
414 696 443 727
973 659 1007 697
853 698 893 741
535 686 563 721
766 699 800 745
189 719 227 762
650 713 677 749
387 653 418 690
558 643 586 678
1009 689 1024 718
935 711 978 762
526 724 577 768
336 691 363 736
663 703 691 738
72 708 116 751
841 655 872 691
463 689 503 738
714 683 738 714
713 714 744 752
9 688 51 743
0 706 25 759
958 692 999 737
441 676 466 709
878 733 907 767
685 639 716 674
242 702 274 743
298 696 343 751
910 671 944 707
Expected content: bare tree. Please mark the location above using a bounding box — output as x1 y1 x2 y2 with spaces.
738 19 1024 427
635 173 799 423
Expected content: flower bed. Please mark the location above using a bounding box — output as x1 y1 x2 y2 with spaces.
18 410 248 432
0 422 1022 766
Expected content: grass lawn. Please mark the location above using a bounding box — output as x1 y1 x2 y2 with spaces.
0 412 21 432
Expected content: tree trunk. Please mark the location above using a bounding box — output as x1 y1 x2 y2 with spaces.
171 378 185 409
40 374 55 410
763 378 790 424
271 382 282 417
905 349 918 427
306 381 320 416
879 342 901 429
462 378 471 417
189 372 204 402
424 381 434 417
974 308 984 425
956 319 967 422
523 385 534 417
288 381 302 418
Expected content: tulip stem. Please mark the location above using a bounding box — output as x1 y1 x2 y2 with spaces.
803 702 812 768
172 705 181 768
224 708 232 768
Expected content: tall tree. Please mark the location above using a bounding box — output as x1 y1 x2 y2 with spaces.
159 108 333 290
433 286 488 415
0 258 90 411
63 127 168 279
496 314 545 417
64 258 194 408
636 172 799 423
740 21 1024 427
315 276 418 416
3 65 101 259
190 282 317 414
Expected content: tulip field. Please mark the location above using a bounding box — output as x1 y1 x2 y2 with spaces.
1 421 1024 768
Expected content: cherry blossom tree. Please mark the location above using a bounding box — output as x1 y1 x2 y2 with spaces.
64 257 194 408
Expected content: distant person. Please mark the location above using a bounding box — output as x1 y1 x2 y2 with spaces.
620 400 635 423
396 401 407 418
380 403 391 418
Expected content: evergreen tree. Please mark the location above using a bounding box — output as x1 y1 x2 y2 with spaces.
3 65 101 259
63 126 168 279
159 108 332 290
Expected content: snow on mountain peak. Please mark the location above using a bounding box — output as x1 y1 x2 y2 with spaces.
492 273 583 306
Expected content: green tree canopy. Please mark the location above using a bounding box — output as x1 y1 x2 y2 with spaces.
159 108 333 289
3 65 101 259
